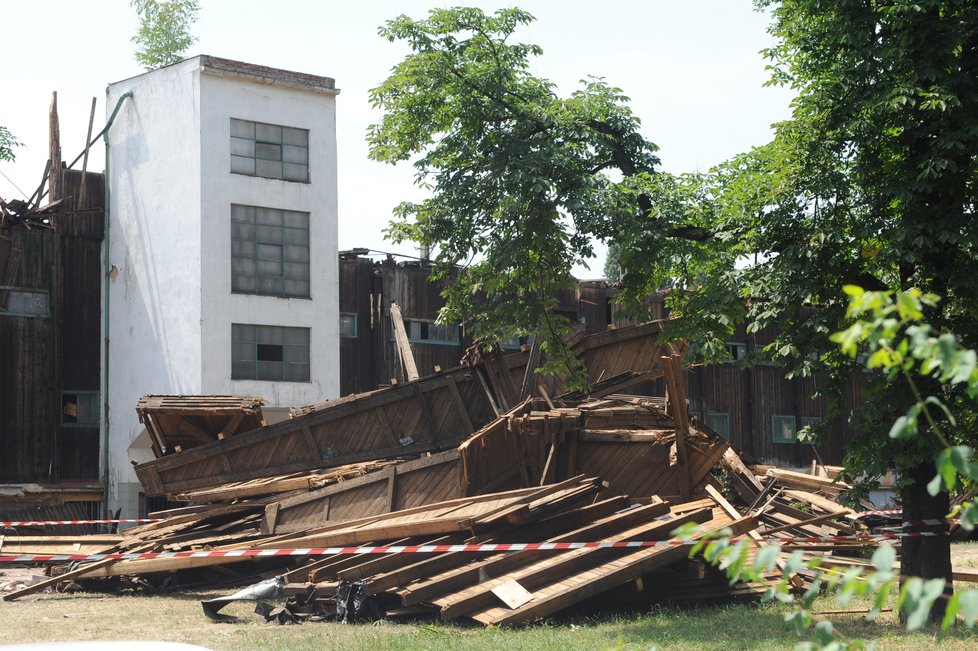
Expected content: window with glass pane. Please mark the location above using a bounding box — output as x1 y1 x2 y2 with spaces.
231 204 309 298
339 313 358 338
232 324 310 382
772 415 797 444
0 287 49 317
705 412 730 439
62 391 100 427
401 319 460 345
230 118 309 182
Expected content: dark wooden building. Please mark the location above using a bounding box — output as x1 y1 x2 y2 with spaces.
337 254 619 396
0 169 104 510
337 254 867 468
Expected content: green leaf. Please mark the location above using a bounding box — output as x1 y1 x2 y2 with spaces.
785 609 812 636
958 590 978 627
901 577 947 631
868 579 894 621
812 620 835 645
949 446 978 481
924 396 956 427
889 415 914 439
753 544 782 572
927 472 944 497
872 545 896 574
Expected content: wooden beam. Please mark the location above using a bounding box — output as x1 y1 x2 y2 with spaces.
519 335 543 400
48 91 61 202
78 96 96 207
390 303 419 382
661 355 691 499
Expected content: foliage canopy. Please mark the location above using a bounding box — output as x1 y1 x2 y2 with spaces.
0 126 20 163
131 0 200 70
370 2 978 611
368 7 724 377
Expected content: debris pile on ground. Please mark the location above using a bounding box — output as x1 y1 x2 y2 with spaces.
0 319 902 624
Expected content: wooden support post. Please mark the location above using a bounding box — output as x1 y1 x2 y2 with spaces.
390 303 420 382
661 354 691 499
48 91 61 203
78 96 96 207
519 335 543 400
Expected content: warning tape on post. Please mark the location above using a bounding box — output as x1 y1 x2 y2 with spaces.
0 531 947 564
0 519 162 528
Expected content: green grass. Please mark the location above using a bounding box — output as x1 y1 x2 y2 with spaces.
3 592 978 651
3 543 978 650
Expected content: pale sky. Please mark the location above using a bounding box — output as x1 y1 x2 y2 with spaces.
1 1 793 276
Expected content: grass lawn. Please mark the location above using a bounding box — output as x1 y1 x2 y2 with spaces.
2 544 978 650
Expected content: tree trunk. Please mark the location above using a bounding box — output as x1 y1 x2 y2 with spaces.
899 459 953 623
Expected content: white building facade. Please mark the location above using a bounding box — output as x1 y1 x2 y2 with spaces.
105 56 339 516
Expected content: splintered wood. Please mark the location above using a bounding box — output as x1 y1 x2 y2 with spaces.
0 319 887 626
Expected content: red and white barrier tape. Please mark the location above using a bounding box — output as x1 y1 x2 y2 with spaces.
858 509 903 517
0 532 943 564
852 510 958 528
0 519 162 527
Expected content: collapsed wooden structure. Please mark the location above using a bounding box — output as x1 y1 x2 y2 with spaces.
0 319 893 625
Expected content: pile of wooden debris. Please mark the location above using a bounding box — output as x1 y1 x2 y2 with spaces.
0 320 897 625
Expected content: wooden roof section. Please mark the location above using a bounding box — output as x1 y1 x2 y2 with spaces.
136 395 267 457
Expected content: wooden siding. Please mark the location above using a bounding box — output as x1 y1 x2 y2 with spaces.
0 169 103 485
134 365 496 496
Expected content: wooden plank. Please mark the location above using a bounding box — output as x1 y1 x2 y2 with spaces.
579 430 674 443
3 543 156 599
401 499 664 606
479 515 758 626
491 579 534 609
519 335 543 401
440 508 715 621
390 302 419 381
447 378 475 434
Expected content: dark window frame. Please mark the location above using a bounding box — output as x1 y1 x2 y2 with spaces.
0 286 50 318
230 204 310 299
339 313 358 338
230 118 310 183
772 414 798 444
231 323 310 382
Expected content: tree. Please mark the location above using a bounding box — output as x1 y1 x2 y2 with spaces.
712 0 978 619
370 2 978 618
0 126 20 162
130 0 200 71
368 8 727 379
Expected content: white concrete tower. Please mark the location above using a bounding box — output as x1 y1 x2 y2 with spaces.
105 56 339 516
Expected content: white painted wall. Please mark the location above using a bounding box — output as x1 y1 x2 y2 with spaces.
105 57 339 516
197 70 339 406
106 59 205 514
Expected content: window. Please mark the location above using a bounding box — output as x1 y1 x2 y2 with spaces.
705 411 730 439
339 313 358 338
402 319 460 345
772 415 797 444
0 287 49 317
724 342 748 363
231 204 310 298
232 324 310 382
499 335 524 350
230 118 309 182
62 392 100 427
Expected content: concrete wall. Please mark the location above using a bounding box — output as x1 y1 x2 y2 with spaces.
105 57 339 516
106 59 204 513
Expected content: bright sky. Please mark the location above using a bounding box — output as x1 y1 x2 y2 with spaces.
1 1 793 276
